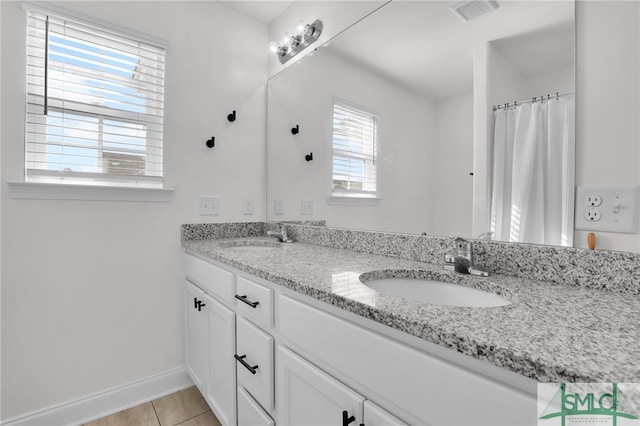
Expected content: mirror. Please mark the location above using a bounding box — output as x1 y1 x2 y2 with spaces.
267 1 575 246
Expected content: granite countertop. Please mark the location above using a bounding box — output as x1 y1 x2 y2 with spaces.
183 237 640 384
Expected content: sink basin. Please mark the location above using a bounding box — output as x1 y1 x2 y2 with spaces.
361 277 510 307
220 240 281 251
224 245 279 252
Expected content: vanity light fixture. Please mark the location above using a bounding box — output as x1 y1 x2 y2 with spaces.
268 19 323 64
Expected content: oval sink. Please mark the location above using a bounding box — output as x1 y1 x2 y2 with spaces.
361 277 510 307
220 240 281 251
224 245 279 252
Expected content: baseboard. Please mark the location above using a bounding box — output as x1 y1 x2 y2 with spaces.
2 366 194 426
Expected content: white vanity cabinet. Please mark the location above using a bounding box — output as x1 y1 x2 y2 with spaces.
277 295 537 425
184 256 238 426
277 345 364 426
184 253 538 426
185 282 209 393
185 255 275 426
206 294 237 426
277 345 407 426
236 316 274 412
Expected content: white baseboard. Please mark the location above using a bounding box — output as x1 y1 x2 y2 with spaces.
2 366 194 426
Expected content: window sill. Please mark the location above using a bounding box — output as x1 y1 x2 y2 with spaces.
327 194 382 206
7 181 174 202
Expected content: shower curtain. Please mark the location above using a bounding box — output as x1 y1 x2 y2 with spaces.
490 95 575 246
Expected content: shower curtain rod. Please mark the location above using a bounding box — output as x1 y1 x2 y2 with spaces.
493 90 575 111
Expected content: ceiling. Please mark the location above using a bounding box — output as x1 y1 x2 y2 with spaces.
326 1 575 100
223 0 574 101
220 1 293 23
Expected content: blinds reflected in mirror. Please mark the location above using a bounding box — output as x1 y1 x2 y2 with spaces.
331 102 378 197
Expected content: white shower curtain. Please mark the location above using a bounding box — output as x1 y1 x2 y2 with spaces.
490 96 575 246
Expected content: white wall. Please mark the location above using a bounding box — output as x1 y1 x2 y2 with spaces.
574 0 640 252
267 49 436 234
432 93 474 238
1 1 267 421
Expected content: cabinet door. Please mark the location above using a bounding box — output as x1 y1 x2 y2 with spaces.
186 282 208 393
205 294 236 426
277 346 364 426
363 401 408 426
238 386 274 426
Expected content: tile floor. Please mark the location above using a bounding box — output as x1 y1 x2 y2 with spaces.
84 386 221 426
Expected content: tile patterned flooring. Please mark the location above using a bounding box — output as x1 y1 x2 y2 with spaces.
84 386 221 426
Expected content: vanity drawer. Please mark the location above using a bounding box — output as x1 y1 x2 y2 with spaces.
237 386 274 426
236 316 274 411
235 276 274 328
185 254 234 303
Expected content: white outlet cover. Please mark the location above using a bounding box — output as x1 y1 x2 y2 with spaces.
243 198 254 215
274 199 284 215
575 186 639 233
301 199 314 215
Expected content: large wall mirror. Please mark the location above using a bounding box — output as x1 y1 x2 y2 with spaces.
267 0 575 246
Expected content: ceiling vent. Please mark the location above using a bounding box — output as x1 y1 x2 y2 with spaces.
451 0 499 22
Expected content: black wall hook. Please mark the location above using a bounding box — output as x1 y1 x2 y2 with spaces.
291 124 299 135
205 137 215 148
227 110 236 122
305 152 313 161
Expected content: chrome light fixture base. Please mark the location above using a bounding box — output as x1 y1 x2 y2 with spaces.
275 19 323 64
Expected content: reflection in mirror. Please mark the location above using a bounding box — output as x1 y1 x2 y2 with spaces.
267 0 575 246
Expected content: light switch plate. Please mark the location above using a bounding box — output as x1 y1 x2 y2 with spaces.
199 196 219 215
575 186 639 233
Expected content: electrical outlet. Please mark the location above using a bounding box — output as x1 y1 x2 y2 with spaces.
301 199 314 215
584 209 601 221
576 186 639 233
274 199 284 215
199 197 219 216
585 195 602 207
243 198 254 215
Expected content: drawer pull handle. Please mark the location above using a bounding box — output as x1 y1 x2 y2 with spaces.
193 297 198 309
235 294 260 308
342 410 356 426
234 354 258 374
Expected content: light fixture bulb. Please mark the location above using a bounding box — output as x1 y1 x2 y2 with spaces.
281 32 293 46
295 20 307 36
268 41 279 53
269 41 280 53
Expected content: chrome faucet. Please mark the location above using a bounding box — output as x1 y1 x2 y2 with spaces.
267 223 292 243
444 237 489 276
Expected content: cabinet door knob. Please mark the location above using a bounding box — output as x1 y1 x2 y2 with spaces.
235 294 260 308
197 300 206 311
234 354 259 374
342 410 356 426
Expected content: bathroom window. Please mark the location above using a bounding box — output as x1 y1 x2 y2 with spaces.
331 102 377 197
24 8 166 187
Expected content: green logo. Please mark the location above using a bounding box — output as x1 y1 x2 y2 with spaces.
539 383 639 425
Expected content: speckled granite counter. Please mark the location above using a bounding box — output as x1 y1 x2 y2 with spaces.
183 235 640 384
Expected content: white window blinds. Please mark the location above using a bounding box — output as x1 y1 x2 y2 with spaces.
332 102 377 196
25 8 166 186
